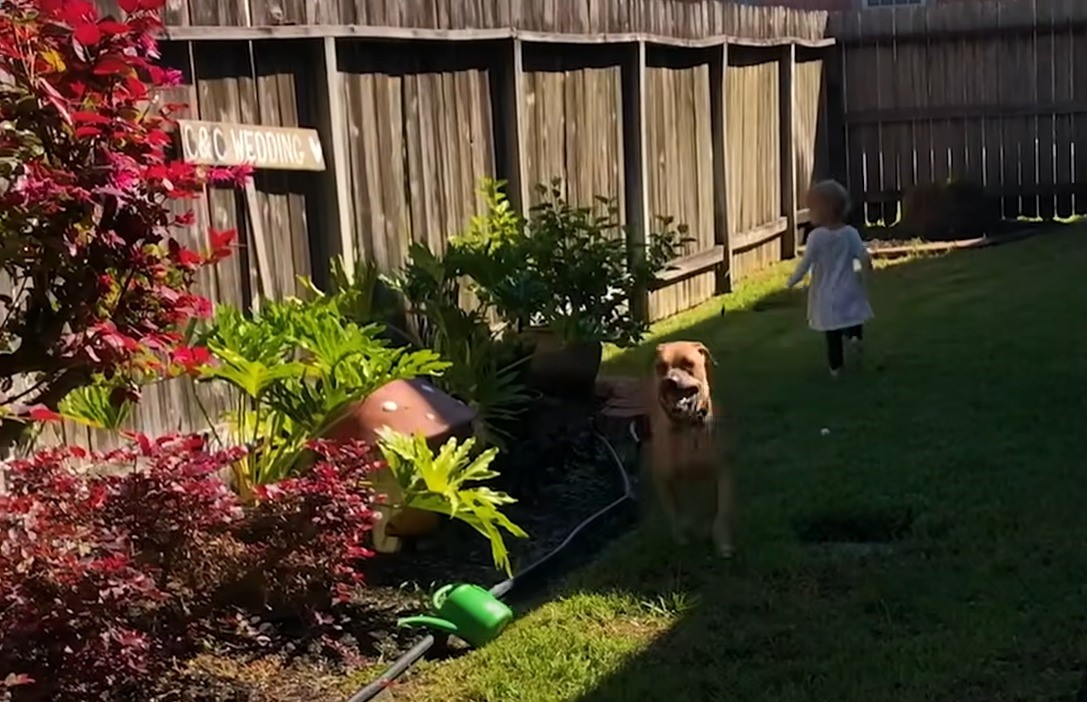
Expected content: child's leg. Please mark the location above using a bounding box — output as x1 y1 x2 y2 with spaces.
845 325 865 366
825 329 845 374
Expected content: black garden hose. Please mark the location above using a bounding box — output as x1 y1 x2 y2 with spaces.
344 429 637 702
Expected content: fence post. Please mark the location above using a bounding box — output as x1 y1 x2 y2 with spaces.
621 41 650 323
825 45 850 188
311 37 356 282
710 41 732 295
498 38 529 214
779 42 798 259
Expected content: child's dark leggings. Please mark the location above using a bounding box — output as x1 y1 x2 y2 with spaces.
825 325 864 370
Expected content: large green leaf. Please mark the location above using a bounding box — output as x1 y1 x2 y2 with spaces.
199 346 308 399
58 382 133 431
377 429 526 575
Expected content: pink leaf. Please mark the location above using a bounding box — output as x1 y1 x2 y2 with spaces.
60 0 97 25
26 407 62 423
3 674 34 688
93 55 131 77
98 20 131 36
70 111 112 125
73 22 102 47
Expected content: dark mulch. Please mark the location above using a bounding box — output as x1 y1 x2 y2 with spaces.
157 395 637 702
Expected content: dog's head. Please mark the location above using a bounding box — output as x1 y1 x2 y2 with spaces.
654 341 715 424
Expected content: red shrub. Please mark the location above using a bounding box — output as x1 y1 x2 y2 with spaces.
242 439 384 610
0 0 246 448
0 436 381 700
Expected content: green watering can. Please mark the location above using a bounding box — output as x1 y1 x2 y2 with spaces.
397 583 513 648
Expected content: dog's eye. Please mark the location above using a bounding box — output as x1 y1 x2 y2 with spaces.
679 358 695 371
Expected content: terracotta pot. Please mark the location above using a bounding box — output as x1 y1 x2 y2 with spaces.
384 506 442 538
523 328 603 398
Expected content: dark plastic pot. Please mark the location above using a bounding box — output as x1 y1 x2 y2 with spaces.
523 328 602 398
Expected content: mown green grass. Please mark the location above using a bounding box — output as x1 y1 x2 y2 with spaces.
388 229 1087 702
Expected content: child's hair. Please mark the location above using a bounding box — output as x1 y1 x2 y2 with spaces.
809 179 852 222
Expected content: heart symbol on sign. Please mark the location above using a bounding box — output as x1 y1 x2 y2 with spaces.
308 135 324 167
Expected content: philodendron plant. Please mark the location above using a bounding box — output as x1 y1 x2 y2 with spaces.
376 428 527 575
195 299 448 496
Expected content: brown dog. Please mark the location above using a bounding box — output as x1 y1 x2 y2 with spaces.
645 341 735 557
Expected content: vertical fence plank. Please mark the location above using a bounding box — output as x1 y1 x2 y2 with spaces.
497 39 528 213
727 48 781 282
1036 0 1057 219
779 43 797 259
1053 0 1075 217
645 48 715 320
1072 1 1087 213
879 10 903 224
867 8 892 225
622 41 649 323
313 38 356 279
982 2 1006 211
998 2 1026 216
710 41 731 294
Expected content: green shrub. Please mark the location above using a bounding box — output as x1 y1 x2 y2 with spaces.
451 179 689 347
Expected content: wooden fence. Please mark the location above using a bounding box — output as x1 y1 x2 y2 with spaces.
29 0 834 446
829 0 1087 223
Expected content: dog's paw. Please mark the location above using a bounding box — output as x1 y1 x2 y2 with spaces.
713 529 735 558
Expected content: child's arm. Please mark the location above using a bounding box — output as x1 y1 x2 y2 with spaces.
786 234 816 288
849 227 873 282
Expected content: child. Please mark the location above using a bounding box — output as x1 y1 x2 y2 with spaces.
786 180 873 378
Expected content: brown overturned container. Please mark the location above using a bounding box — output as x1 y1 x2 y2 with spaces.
324 378 477 552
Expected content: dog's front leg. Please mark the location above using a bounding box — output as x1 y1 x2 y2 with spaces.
653 470 688 544
712 468 736 558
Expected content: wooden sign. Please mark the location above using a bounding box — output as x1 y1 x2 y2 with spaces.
176 119 326 172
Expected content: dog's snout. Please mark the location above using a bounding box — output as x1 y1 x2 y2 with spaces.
664 370 700 397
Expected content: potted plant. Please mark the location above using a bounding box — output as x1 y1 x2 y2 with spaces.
385 236 537 449
456 180 687 397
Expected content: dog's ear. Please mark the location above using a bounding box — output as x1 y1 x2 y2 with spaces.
694 343 716 366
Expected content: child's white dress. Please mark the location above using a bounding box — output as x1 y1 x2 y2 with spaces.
786 225 873 332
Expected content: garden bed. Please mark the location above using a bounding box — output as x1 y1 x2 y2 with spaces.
858 219 1051 255
152 397 636 702
798 222 1050 261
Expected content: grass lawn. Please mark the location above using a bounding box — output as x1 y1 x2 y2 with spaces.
385 228 1087 702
